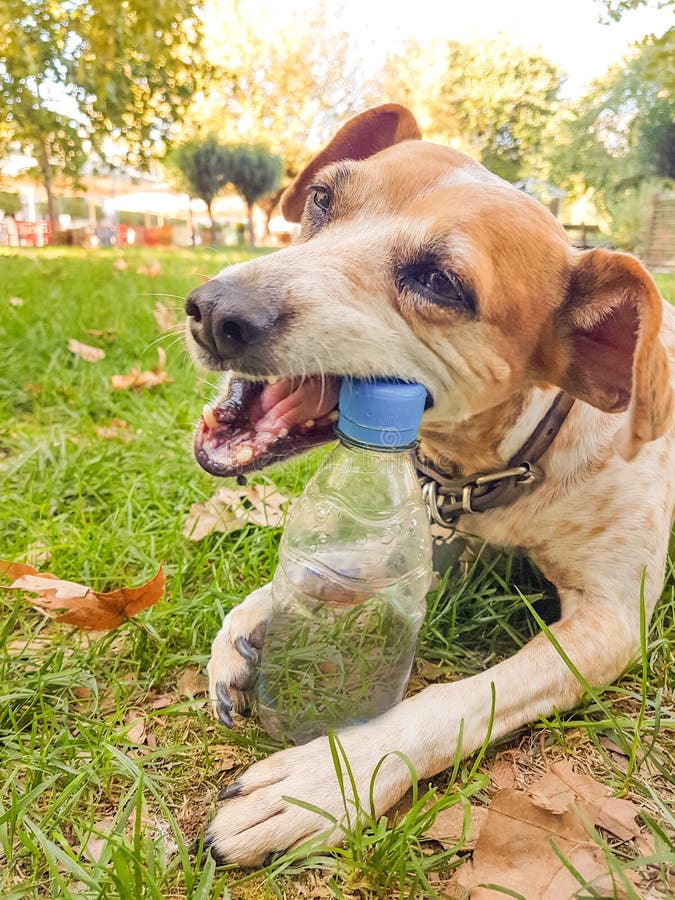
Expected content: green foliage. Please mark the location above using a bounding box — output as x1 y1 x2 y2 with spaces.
0 0 209 230
381 39 562 182
548 28 674 247
595 0 673 22
0 190 21 216
225 145 282 246
167 137 232 241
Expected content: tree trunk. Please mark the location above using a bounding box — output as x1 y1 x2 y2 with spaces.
207 201 217 246
188 202 195 246
247 202 255 248
39 140 59 239
262 187 284 238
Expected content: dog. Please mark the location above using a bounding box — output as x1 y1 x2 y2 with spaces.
184 104 675 866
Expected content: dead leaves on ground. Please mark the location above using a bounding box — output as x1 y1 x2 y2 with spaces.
153 301 180 332
111 346 173 391
0 560 164 631
427 758 653 899
68 338 106 362
183 482 291 541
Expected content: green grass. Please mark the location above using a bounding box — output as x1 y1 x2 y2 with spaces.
0 249 673 898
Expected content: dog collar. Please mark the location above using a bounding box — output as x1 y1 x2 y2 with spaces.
416 391 575 533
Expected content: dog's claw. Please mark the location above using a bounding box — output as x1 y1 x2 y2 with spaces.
235 635 259 662
200 832 227 866
216 681 233 710
214 681 234 727
217 780 242 801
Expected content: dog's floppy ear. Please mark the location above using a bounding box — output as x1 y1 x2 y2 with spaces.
280 104 421 222
551 248 672 460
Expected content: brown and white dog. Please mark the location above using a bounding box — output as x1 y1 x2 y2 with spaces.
184 104 675 866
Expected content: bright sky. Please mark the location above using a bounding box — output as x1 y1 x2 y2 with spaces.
216 0 673 98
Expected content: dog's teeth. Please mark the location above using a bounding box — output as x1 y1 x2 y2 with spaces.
278 428 289 439
304 419 315 429
266 375 279 385
202 404 217 429
327 410 339 423
235 446 254 465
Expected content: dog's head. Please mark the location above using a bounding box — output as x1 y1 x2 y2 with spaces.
186 104 673 477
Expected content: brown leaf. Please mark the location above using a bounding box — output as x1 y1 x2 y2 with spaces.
9 296 24 307
82 816 116 863
488 755 518 791
113 257 128 270
454 761 649 899
111 347 172 392
424 802 488 850
25 541 52 567
151 694 175 710
183 483 290 541
126 717 147 744
456 788 620 899
68 339 105 362
153 302 179 332
136 260 162 277
177 667 208 698
212 744 239 771
95 419 131 442
0 561 164 631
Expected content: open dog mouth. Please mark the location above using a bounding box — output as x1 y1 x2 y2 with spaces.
194 373 341 478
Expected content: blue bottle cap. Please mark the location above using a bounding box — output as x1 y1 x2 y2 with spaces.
337 378 428 448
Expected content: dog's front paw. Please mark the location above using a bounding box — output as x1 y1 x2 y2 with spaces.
207 585 273 727
203 713 412 866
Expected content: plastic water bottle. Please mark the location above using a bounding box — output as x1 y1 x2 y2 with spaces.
256 378 433 745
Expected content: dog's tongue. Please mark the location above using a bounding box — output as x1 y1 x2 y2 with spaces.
194 374 340 478
257 379 337 432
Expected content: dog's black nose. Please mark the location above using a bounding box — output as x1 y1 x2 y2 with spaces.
185 279 274 360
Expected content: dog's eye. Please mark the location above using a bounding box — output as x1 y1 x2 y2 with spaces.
312 187 331 212
397 265 476 316
417 270 455 296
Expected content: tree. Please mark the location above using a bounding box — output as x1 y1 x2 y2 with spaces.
547 29 674 248
0 0 209 235
167 138 231 245
0 191 21 217
226 146 282 248
180 1 370 230
379 39 562 182
595 0 673 21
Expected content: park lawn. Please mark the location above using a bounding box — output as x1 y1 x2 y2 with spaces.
0 248 673 899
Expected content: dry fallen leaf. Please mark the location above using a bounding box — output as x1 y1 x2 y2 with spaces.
81 816 116 863
126 717 147 744
212 744 240 771
0 560 164 631
136 260 162 277
25 541 51 567
68 339 105 362
113 258 128 270
453 760 648 899
9 296 24 307
153 301 179 332
424 803 488 851
177 666 208 698
111 347 172 391
95 419 131 442
183 483 291 541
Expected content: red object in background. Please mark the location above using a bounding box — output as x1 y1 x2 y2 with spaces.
15 220 51 247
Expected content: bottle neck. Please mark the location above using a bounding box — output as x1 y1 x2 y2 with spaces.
336 432 419 455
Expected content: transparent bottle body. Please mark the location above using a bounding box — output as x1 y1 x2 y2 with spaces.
256 441 433 744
